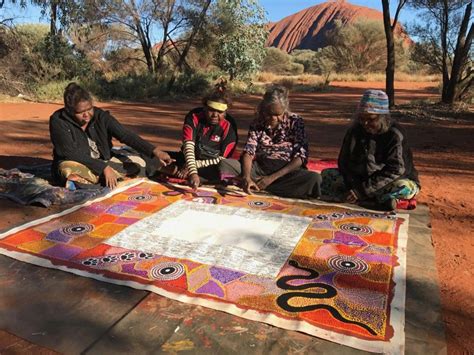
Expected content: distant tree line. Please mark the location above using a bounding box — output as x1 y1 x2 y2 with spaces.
0 0 471 105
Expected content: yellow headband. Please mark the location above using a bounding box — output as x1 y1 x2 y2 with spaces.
207 100 228 112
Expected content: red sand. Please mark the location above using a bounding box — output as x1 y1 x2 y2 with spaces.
0 82 472 353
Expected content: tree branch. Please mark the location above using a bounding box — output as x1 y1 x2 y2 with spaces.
392 0 407 30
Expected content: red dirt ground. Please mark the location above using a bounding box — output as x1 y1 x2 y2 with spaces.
0 81 473 353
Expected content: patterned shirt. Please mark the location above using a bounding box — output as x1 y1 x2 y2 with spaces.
183 108 237 159
243 113 309 164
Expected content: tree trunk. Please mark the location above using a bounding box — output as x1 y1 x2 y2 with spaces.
382 0 395 108
443 2 473 104
135 21 154 73
50 0 58 36
440 0 450 102
168 0 211 90
155 0 175 72
175 0 211 72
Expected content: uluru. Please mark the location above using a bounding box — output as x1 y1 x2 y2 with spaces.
266 0 409 52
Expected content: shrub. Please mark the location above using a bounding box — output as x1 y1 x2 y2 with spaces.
262 47 305 75
262 47 292 73
34 80 74 101
291 49 319 73
255 71 279 83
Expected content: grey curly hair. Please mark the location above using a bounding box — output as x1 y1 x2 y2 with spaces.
257 86 290 119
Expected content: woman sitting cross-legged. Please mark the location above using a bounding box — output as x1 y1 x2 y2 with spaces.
160 81 238 189
321 89 420 211
49 83 173 189
219 86 321 199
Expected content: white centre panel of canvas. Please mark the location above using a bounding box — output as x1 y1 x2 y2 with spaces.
107 200 311 277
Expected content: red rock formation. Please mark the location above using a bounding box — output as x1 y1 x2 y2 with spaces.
266 0 410 52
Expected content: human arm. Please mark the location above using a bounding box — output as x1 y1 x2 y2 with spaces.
241 152 259 194
256 156 303 190
354 130 406 199
182 140 200 189
103 165 120 189
337 127 355 189
289 115 309 165
49 115 108 175
104 111 157 158
254 115 305 189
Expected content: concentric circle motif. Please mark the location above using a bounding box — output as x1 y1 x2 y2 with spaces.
327 255 369 274
150 262 185 281
248 200 271 208
128 194 154 202
339 223 373 236
192 196 217 204
61 223 94 236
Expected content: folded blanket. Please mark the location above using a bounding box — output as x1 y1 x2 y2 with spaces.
0 168 108 207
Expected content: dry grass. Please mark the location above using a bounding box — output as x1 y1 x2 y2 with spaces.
256 71 440 84
254 72 329 92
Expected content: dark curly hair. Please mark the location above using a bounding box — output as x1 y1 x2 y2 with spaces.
63 82 92 114
201 78 232 108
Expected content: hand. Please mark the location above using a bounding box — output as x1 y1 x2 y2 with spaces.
153 148 175 167
242 177 260 195
103 165 119 189
256 175 275 190
345 189 358 203
176 166 189 179
188 173 200 190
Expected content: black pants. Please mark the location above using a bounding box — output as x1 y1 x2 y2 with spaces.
167 151 220 182
219 158 321 199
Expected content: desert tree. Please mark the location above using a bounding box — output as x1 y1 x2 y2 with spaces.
410 0 473 104
322 20 388 74
166 0 212 89
86 0 164 74
210 0 268 80
381 0 408 108
0 0 82 35
86 0 213 77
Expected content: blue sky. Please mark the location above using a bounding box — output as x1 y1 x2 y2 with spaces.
259 0 417 25
4 0 418 27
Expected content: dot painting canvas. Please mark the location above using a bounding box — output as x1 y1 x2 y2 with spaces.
0 180 409 353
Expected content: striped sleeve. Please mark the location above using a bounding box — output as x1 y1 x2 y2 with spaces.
183 140 198 175
196 157 223 169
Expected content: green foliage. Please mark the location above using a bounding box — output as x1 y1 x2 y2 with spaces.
13 23 50 47
290 50 319 73
262 47 291 73
34 80 72 101
262 47 304 75
212 0 268 80
0 23 94 98
36 33 92 80
91 72 211 101
321 20 387 74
